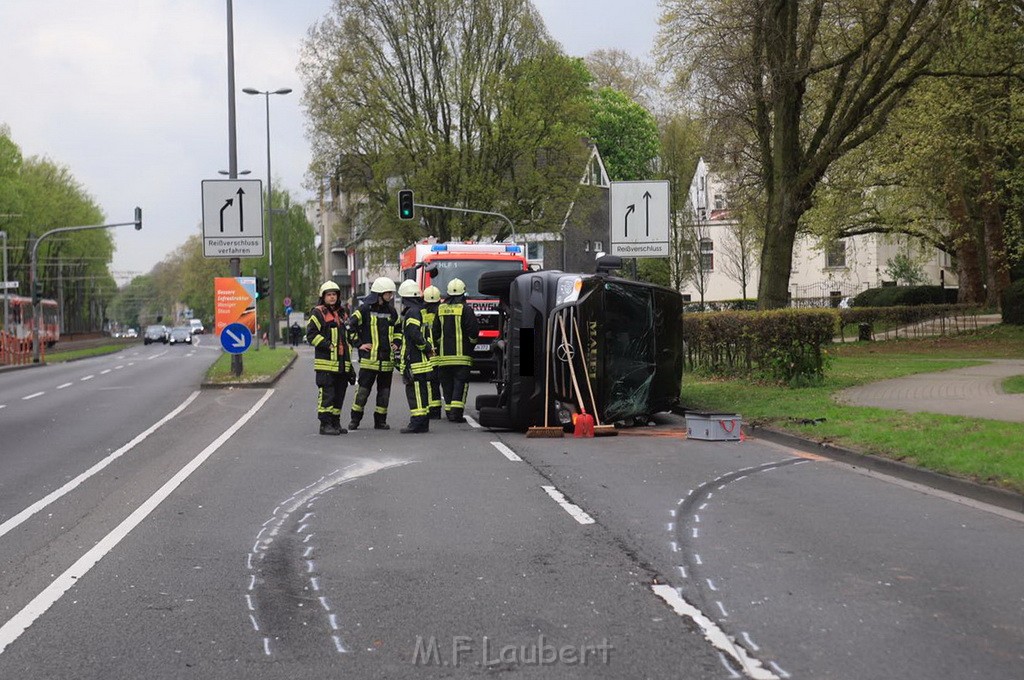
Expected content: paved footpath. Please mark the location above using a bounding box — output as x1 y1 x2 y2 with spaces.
837 359 1024 422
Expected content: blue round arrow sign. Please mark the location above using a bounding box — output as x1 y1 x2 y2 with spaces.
220 322 253 354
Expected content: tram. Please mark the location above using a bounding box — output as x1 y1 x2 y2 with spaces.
0 294 61 347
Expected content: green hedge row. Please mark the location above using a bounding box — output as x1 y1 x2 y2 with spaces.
853 285 958 307
683 309 836 384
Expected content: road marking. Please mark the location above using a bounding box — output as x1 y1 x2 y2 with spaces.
0 389 273 656
56 383 72 390
22 392 44 401
465 415 481 429
100 369 111 375
490 441 522 461
652 585 778 680
541 485 595 525
80 375 94 381
0 391 201 541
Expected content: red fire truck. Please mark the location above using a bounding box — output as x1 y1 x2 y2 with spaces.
399 239 529 377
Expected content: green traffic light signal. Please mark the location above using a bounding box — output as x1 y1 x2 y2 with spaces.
399 190 414 220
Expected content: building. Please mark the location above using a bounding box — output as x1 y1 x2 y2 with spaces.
681 159 958 305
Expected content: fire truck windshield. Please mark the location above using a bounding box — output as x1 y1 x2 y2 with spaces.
429 260 524 298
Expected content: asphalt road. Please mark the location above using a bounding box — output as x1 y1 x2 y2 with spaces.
0 343 1021 679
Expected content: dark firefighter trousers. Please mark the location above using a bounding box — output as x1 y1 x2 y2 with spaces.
351 368 392 419
316 371 348 424
438 365 471 418
405 373 431 420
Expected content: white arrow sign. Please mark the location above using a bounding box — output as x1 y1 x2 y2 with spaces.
224 328 247 348
201 179 265 258
609 180 670 258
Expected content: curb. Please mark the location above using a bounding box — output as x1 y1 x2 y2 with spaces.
200 352 297 389
748 423 1024 515
673 407 1024 515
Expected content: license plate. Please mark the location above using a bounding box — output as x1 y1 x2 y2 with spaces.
474 343 491 352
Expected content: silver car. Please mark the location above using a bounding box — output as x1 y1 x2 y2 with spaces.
168 326 192 345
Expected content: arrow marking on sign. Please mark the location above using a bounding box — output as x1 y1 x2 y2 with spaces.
236 188 245 232
225 328 247 348
624 204 635 237
643 191 652 236
220 199 234 233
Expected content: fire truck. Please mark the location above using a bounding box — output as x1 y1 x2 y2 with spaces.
399 239 529 377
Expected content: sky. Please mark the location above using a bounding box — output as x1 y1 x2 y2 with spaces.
0 1 662 284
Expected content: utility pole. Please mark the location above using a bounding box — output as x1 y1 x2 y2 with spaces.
226 0 243 375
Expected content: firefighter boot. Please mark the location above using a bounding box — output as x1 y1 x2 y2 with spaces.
373 413 390 430
429 406 442 420
448 408 466 424
347 411 362 431
319 420 341 436
332 415 348 435
400 416 428 434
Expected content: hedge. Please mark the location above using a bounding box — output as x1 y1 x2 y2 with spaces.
683 309 836 383
853 285 958 307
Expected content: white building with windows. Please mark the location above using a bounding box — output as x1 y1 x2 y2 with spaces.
680 159 957 305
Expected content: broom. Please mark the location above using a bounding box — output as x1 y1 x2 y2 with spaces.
557 313 594 438
526 311 563 438
572 315 617 437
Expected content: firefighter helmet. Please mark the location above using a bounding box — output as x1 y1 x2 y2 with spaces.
370 277 396 294
447 278 466 296
423 285 441 303
398 279 422 298
318 280 341 297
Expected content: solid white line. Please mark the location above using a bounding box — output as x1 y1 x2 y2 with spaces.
22 392 44 401
652 585 778 680
56 383 72 390
541 485 595 525
464 415 481 429
0 389 273 656
490 441 522 461
0 391 202 540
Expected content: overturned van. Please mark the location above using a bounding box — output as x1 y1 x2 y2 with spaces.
475 268 684 431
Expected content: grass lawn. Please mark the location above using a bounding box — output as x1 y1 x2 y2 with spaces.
45 340 138 363
1004 375 1024 394
205 347 295 384
682 324 1024 494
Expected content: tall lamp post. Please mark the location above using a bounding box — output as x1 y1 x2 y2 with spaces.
243 86 291 350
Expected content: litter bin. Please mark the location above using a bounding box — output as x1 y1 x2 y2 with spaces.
858 322 872 342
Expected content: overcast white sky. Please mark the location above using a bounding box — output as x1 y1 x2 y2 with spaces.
0 1 661 282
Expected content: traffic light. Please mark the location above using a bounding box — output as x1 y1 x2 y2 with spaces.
255 277 269 300
32 281 43 304
398 190 414 220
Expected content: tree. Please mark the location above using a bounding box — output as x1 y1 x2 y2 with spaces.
584 49 660 112
586 87 660 182
718 216 760 301
885 252 928 286
301 0 592 248
659 0 958 308
656 113 706 291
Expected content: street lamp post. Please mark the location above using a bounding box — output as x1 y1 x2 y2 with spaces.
243 86 291 350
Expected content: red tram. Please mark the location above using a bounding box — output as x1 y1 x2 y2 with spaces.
0 294 61 347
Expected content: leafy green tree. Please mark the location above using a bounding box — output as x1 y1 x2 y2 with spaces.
658 0 958 309
301 0 592 249
587 87 659 182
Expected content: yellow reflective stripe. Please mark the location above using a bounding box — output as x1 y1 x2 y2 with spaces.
311 335 326 346
311 315 322 330
314 359 340 371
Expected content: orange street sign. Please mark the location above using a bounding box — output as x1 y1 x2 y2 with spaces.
215 277 256 336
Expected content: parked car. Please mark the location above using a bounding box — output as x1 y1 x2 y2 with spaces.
143 325 169 345
168 326 193 345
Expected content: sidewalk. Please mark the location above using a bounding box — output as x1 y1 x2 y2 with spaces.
836 359 1024 422
834 313 1002 343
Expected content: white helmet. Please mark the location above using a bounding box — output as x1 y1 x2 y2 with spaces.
370 277 396 294
318 280 341 297
447 278 466 296
423 285 441 303
398 280 422 298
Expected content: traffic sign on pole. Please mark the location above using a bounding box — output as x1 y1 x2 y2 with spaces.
202 179 265 258
609 180 671 258
220 322 253 354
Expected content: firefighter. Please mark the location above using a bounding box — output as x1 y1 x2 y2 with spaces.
396 280 434 433
421 285 443 419
306 280 355 435
432 278 479 423
346 276 400 430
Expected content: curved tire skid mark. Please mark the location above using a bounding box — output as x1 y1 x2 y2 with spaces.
664 458 808 679
245 458 413 657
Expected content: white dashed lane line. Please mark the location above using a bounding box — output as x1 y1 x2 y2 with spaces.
56 382 73 390
80 375 94 381
490 441 522 461
22 392 44 401
541 485 595 525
